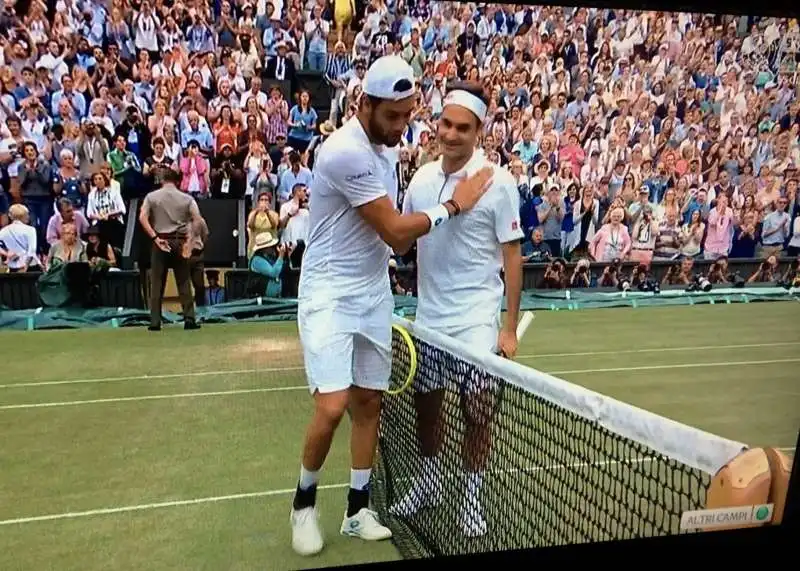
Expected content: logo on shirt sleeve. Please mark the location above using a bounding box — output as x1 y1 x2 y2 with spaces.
345 170 374 182
511 220 519 231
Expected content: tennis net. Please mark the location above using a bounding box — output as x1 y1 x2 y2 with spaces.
370 315 748 558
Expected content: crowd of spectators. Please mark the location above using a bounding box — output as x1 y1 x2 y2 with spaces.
1 1 799 301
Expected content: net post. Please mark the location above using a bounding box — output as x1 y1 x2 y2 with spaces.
702 447 792 531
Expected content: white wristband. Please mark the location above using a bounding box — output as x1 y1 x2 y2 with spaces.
422 203 450 229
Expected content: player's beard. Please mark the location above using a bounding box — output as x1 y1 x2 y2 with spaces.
368 111 403 147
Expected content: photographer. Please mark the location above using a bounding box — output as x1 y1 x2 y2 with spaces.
598 258 622 288
539 258 569 289
662 257 695 286
707 256 731 285
747 255 780 284
210 143 245 198
779 257 800 288
569 258 592 288
629 264 650 289
246 231 290 298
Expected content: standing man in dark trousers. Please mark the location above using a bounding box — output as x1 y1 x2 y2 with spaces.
189 213 209 307
138 168 203 331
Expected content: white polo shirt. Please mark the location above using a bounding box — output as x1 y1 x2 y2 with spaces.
402 149 523 331
298 117 399 314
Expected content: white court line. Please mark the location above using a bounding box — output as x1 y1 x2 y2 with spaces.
3 341 799 390
547 358 800 376
0 387 306 411
2 358 798 411
0 447 794 527
516 341 800 360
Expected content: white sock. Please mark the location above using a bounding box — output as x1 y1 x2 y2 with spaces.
422 456 441 488
299 465 320 490
464 472 483 510
350 468 371 490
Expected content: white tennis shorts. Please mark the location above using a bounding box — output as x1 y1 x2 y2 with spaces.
297 297 394 394
416 319 500 395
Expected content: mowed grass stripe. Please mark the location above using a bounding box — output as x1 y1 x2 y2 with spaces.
1 358 798 410
2 340 799 390
1 447 795 527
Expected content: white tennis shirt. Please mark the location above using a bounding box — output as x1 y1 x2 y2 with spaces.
403 150 524 331
298 117 399 313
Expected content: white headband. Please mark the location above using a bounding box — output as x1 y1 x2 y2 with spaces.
443 89 488 122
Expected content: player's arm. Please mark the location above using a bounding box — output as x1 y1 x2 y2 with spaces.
496 180 525 337
358 196 442 256
334 154 492 253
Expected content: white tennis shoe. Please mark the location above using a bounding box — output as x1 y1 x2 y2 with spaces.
290 506 324 556
340 508 393 541
389 478 443 517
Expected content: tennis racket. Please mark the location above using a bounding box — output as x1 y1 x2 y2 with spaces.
496 311 535 358
462 311 536 425
387 323 418 395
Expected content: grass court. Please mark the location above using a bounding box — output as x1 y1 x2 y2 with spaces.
0 302 798 570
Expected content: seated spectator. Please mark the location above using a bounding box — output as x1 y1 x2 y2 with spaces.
47 222 88 267
46 198 90 247
247 232 288 298
0 204 41 273
204 269 226 306
522 228 552 263
84 226 118 269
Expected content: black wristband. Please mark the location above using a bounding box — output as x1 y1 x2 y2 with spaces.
151 234 159 241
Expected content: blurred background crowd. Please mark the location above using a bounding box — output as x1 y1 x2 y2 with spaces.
0 0 799 303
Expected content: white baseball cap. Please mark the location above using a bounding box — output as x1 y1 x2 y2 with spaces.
362 55 416 101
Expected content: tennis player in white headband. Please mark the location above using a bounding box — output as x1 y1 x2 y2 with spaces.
290 58 493 557
394 81 525 537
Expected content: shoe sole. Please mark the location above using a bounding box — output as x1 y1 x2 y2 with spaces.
340 530 393 541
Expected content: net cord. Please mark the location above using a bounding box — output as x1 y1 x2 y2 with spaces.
392 314 748 476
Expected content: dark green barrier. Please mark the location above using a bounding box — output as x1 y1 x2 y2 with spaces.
1 288 796 331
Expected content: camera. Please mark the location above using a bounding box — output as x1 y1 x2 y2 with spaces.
686 274 712 293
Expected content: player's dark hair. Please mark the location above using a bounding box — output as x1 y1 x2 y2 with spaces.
161 167 182 185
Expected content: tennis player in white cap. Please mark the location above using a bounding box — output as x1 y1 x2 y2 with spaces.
391 80 524 537
290 57 494 556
